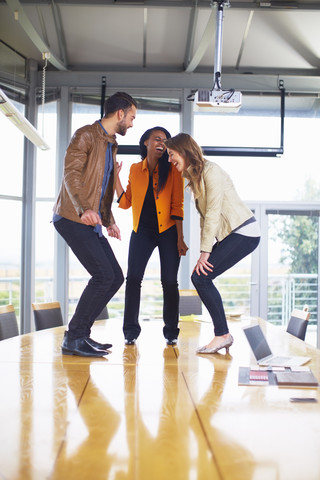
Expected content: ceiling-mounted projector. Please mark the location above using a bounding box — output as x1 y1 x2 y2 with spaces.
190 0 242 113
194 89 242 113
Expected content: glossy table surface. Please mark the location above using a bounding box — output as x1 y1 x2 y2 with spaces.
0 315 320 480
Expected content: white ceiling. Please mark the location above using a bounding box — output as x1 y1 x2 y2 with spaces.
1 1 320 72
1 0 320 95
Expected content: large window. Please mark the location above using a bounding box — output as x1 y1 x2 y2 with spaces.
35 101 57 305
268 209 319 347
194 96 320 203
0 99 24 321
194 98 320 345
1 86 318 342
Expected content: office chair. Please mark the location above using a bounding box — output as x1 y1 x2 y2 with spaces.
32 301 64 331
286 306 310 341
0 304 19 340
179 290 202 316
95 305 109 320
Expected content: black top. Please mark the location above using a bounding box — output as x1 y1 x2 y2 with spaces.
138 175 158 232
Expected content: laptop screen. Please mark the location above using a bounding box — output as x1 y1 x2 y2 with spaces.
243 324 273 361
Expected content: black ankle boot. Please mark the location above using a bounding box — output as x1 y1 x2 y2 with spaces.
61 331 109 357
86 338 112 350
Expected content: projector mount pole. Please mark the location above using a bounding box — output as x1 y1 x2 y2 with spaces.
192 0 241 111
211 0 230 91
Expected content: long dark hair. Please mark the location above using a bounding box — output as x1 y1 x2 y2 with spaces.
165 133 205 198
139 126 171 194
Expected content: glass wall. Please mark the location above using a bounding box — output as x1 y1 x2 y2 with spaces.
35 101 57 305
194 98 320 203
268 210 319 347
194 101 320 344
0 99 24 322
1 87 318 341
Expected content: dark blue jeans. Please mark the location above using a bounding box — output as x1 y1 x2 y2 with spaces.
191 233 260 336
123 225 180 340
54 217 124 339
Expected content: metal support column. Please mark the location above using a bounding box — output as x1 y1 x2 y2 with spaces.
20 59 37 334
317 219 320 348
53 86 71 323
249 202 261 317
259 205 269 321
178 89 200 289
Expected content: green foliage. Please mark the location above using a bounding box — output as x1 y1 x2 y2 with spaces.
271 178 320 274
276 215 318 273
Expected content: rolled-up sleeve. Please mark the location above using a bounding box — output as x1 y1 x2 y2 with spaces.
170 167 184 220
118 171 133 210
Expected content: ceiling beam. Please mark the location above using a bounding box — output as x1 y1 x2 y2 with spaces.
184 2 199 69
42 70 320 94
3 0 320 11
51 0 68 65
184 7 216 73
263 13 320 69
235 10 254 70
4 0 68 70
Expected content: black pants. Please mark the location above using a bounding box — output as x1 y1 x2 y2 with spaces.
191 233 260 336
123 225 180 340
54 217 124 339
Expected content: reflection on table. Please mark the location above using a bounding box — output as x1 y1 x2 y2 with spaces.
0 316 319 480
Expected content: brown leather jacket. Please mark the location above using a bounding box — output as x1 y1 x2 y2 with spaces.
53 120 118 227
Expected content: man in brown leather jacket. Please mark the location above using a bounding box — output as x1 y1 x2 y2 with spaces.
53 92 137 357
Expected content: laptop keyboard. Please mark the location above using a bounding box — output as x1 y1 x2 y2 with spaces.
268 356 292 365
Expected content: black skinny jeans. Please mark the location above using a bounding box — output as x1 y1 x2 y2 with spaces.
54 217 124 339
191 233 260 336
123 225 180 341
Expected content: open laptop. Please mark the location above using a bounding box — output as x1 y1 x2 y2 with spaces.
243 324 310 367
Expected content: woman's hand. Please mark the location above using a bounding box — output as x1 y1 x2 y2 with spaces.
177 238 189 256
194 251 213 276
107 224 121 240
116 161 123 176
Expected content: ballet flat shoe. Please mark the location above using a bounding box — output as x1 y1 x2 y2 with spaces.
196 335 234 354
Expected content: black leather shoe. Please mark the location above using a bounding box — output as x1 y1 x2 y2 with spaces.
125 338 136 345
61 332 109 357
86 338 112 350
166 338 178 346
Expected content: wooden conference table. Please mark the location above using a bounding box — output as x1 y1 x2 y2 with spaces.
0 315 319 480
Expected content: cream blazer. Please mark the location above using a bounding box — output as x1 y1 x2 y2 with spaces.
195 160 253 252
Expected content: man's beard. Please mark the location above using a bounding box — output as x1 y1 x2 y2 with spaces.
117 119 127 136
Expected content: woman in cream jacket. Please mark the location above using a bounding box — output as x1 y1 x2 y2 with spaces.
116 127 188 345
165 133 260 354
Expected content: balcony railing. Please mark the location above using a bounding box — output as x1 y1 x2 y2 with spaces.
0 273 318 327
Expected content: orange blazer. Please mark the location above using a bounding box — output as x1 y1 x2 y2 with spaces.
118 158 184 233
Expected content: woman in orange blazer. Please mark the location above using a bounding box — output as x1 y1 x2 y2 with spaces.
116 127 188 345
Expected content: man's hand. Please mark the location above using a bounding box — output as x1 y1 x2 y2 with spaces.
81 209 102 226
107 224 121 240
